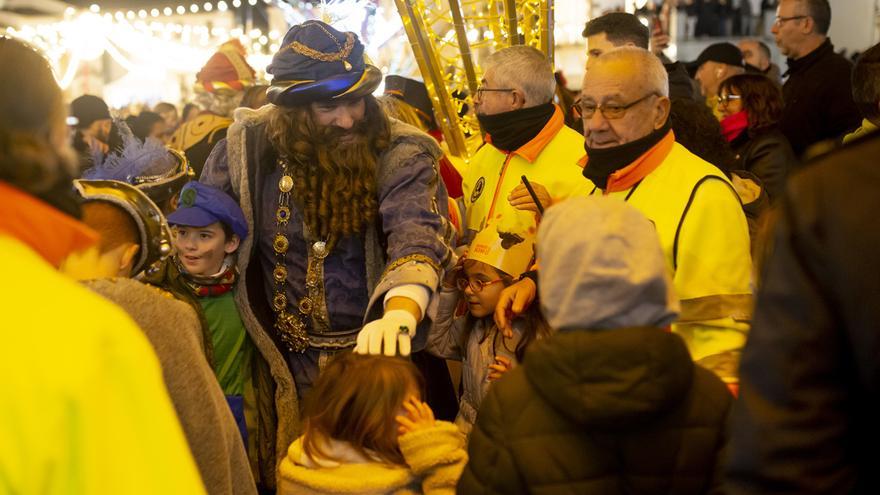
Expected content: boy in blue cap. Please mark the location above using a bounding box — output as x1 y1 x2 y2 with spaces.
147 181 255 452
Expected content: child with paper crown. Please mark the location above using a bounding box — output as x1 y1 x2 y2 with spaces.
426 225 552 435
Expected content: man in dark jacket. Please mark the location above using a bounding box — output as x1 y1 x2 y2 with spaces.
582 12 699 101
459 196 732 494
725 133 880 494
772 0 861 157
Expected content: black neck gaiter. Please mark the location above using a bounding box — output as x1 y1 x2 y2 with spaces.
582 123 671 190
477 103 556 153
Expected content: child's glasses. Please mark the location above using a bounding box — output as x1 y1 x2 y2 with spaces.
456 277 504 293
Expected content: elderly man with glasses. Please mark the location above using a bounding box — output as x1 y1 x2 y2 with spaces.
772 0 860 157
498 47 753 387
462 45 589 247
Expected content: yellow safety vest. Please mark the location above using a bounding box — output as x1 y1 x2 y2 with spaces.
462 106 590 240
592 142 753 381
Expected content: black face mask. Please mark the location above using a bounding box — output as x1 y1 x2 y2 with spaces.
477 103 556 153
582 123 671 190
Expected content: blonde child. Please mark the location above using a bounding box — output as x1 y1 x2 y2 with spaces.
426 228 552 435
277 353 467 494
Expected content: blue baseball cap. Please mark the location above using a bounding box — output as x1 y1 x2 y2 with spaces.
167 181 248 240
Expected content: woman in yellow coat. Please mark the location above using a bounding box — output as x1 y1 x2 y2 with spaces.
278 353 467 495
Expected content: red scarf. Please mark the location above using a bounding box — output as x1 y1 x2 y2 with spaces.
720 111 750 143
0 181 98 267
176 256 238 297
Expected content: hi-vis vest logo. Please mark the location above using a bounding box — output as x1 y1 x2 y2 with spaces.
471 177 485 203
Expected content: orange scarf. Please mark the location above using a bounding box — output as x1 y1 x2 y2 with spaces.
0 181 98 267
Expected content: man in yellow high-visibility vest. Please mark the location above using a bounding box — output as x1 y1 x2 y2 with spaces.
498 47 752 384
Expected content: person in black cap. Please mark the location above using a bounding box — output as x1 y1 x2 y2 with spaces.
199 20 453 490
686 42 745 116
70 94 112 168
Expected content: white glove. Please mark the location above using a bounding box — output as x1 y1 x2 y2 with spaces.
355 309 418 357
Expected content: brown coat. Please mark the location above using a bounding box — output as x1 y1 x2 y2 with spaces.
85 278 258 495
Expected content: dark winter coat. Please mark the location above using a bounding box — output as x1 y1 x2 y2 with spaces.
779 39 862 158
458 328 732 495
726 133 880 494
730 127 796 201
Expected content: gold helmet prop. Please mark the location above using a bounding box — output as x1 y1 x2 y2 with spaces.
73 179 174 275
133 147 196 208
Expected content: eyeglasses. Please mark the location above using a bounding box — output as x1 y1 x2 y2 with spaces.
476 86 515 99
773 15 807 26
456 276 504 293
572 93 659 120
717 94 742 106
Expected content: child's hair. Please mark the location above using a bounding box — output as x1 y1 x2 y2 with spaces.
461 259 552 362
301 352 425 466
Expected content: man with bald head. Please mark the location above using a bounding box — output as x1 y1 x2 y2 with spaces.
738 39 782 83
497 47 753 385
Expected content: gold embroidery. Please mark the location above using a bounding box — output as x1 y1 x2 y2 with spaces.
286 28 355 70
381 253 440 280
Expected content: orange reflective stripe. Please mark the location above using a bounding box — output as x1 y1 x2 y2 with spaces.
485 154 513 225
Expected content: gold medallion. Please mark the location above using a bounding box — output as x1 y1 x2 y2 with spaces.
276 206 291 223
313 241 328 258
273 234 289 254
272 293 288 311
279 175 294 193
273 265 288 283
298 297 314 315
343 60 352 71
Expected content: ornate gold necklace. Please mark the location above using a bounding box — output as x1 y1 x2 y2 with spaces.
271 157 335 353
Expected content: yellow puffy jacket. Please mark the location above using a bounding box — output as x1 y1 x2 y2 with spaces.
590 139 753 381
462 106 590 240
0 234 206 494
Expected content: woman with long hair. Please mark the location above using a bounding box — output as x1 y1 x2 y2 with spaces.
717 73 797 201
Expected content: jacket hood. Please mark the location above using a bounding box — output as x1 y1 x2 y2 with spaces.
537 196 679 331
524 328 694 427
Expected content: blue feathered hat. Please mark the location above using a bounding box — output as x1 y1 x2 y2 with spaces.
266 20 382 107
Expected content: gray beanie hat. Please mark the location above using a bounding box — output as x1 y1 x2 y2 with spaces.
537 196 679 332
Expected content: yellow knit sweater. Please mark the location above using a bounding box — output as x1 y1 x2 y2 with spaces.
277 421 467 495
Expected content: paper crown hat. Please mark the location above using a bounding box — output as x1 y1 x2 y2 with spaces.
467 224 535 279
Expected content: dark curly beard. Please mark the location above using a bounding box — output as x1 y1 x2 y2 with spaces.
266 96 391 240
